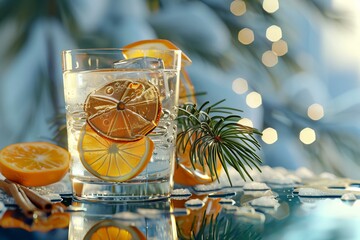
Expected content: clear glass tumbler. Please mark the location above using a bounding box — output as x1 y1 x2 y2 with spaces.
62 48 182 202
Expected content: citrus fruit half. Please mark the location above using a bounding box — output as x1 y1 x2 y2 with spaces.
123 39 196 104
0 142 70 187
78 124 154 182
84 79 161 141
84 220 146 240
174 141 223 186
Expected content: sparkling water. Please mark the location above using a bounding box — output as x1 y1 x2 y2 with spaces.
63 68 179 201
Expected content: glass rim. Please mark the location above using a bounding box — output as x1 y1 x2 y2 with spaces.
62 48 182 54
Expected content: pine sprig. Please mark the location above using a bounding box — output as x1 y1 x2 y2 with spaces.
177 100 262 185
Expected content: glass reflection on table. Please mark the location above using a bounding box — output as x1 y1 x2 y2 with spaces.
69 200 176 240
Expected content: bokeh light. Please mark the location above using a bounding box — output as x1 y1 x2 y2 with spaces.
230 0 247 16
262 127 278 144
246 91 262 108
299 128 316 144
238 28 254 45
266 25 282 42
262 0 279 13
238 118 253 128
307 103 325 121
272 39 288 56
262 50 278 67
232 78 248 94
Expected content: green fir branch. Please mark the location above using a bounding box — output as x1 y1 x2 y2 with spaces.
177 100 262 185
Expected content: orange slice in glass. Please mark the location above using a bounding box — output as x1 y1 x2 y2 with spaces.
84 79 161 141
123 39 196 104
0 142 70 187
78 124 154 182
84 220 146 240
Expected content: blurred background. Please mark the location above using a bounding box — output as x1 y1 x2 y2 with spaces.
0 0 359 179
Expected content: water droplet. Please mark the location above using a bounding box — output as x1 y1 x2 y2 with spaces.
106 86 114 95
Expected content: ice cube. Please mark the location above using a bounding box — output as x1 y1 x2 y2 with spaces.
113 57 167 100
114 57 164 69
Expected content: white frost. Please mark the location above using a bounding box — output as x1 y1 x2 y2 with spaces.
295 167 315 179
319 172 337 180
243 182 270 191
250 196 280 208
171 188 191 196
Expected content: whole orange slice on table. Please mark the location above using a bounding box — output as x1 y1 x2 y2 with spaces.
84 220 145 240
0 142 70 187
123 39 196 104
78 124 154 182
84 79 161 141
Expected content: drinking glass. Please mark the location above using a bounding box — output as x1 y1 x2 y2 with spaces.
62 48 181 202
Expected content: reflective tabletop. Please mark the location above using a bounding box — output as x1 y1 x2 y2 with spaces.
1 172 360 240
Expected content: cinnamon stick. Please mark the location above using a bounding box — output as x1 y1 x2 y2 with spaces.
5 181 37 216
4 179 53 212
18 185 52 212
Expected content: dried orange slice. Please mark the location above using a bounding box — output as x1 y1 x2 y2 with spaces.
84 220 146 240
174 140 222 186
78 124 154 182
123 39 196 104
0 142 70 187
84 79 161 141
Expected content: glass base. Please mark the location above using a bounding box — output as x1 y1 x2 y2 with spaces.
71 176 172 203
